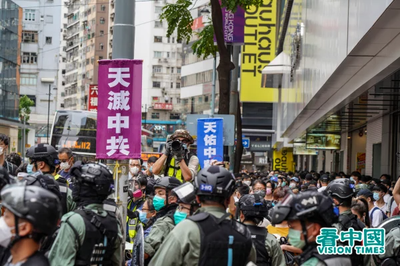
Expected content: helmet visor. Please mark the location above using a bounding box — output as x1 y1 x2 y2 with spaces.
1 184 29 217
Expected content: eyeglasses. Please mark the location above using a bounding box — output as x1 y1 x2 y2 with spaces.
177 205 191 212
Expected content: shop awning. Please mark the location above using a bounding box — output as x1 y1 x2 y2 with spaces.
262 52 291 75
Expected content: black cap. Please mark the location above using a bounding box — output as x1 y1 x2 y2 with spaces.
320 175 329 182
357 189 373 199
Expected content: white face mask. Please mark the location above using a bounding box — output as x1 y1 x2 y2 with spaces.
0 217 13 248
0 147 3 156
60 162 70 170
130 166 139 175
243 181 251 186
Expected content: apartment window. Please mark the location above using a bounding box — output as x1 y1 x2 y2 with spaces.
171 67 174 73
198 96 203 103
100 43 104 50
153 65 162 73
22 31 38 43
170 82 173 89
101 5 106 11
22 52 37 64
154 51 162 58
45 37 52 44
46 15 53 23
20 74 37 85
24 9 36 21
166 52 170 58
100 30 104 36
86 59 90 65
177 67 181 74
183 99 188 104
151 112 160 119
172 37 175 43
176 82 180 89
170 113 180 120
100 17 105 24
171 52 176 58
205 95 209 102
154 21 162 28
167 37 170 43
155 6 162 13
152 81 161 88
99 56 103 60
177 39 182 44
154 36 162 43
176 97 181 104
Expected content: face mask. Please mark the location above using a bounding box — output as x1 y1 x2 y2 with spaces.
243 181 251 186
182 144 188 150
317 183 321 188
233 196 239 202
173 211 188 225
0 217 12 248
350 177 355 182
380 179 384 182
60 162 70 170
266 188 272 195
254 190 266 198
149 166 153 173
153 195 166 211
26 164 34 174
289 183 296 189
130 167 139 175
0 147 3 156
139 211 149 224
373 192 380 201
288 228 306 249
281 182 286 187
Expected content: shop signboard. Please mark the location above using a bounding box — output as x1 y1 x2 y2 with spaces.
216 5 245 44
250 141 271 151
273 147 294 172
87 84 98 112
306 133 341 150
293 143 318 155
356 152 366 172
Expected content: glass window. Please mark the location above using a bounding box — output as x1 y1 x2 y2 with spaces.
46 15 53 23
154 51 162 58
100 30 104 36
154 21 162 28
170 82 173 89
166 52 170 58
198 96 203 103
100 43 104 50
153 65 162 73
205 95 209 102
22 52 38 64
176 83 181 89
151 113 160 119
46 37 52 44
154 36 162 43
176 97 181 104
20 74 37 85
22 31 38 43
170 113 180 120
24 9 36 21
153 81 161 88
177 67 181 74
100 17 105 24
101 5 106 11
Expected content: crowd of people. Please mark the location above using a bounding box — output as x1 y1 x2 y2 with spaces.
1 130 400 265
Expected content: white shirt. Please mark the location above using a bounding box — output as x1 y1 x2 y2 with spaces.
384 193 391 203
318 186 327 193
369 206 384 228
374 201 388 214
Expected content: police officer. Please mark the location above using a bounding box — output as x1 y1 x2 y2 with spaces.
144 182 197 262
326 178 366 265
270 191 352 266
0 184 61 266
149 166 256 266
48 161 123 265
238 194 286 266
126 178 147 244
152 129 200 182
26 143 75 215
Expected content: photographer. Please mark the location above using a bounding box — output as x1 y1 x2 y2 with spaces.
152 130 199 182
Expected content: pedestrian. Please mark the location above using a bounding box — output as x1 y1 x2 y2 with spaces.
126 178 147 244
48 161 123 265
270 191 352 265
357 188 387 228
238 194 286 266
149 166 256 266
129 158 146 181
57 147 74 184
0 134 17 176
152 129 200 182
1 184 61 266
373 184 388 213
317 175 329 192
139 197 157 237
5 152 21 168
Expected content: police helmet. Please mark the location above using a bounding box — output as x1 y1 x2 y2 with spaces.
26 144 58 167
154 176 182 191
22 174 61 200
270 191 337 227
326 178 355 199
70 161 114 198
172 182 196 204
0 166 10 192
1 184 61 235
239 194 270 219
194 166 235 198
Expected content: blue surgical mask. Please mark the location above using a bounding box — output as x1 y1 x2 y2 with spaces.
153 195 166 211
139 211 149 224
173 211 187 225
149 166 153 173
281 182 286 187
288 229 306 249
350 177 355 182
373 192 380 201
26 164 34 174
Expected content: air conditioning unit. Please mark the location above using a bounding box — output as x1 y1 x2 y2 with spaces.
158 59 162 63
164 58 168 63
69 41 73 46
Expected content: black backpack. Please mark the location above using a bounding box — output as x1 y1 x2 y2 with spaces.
247 225 271 266
188 212 253 266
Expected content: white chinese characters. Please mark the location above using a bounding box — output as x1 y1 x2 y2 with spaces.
202 121 219 168
108 68 130 87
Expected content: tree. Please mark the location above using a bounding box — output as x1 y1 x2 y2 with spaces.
18 95 34 141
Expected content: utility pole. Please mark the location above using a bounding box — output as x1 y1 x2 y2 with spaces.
211 57 216 117
47 84 51 143
229 46 240 171
112 0 135 58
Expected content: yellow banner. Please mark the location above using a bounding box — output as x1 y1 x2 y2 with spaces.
241 0 278 102
273 147 294 172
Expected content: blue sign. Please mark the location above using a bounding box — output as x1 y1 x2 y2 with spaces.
197 118 224 168
235 138 250 148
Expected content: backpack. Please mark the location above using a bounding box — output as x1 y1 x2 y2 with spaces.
188 212 253 266
247 225 271 266
371 207 388 225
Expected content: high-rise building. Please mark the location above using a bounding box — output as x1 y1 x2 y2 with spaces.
14 0 62 142
0 0 22 151
62 0 109 111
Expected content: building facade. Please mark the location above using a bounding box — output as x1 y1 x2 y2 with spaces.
0 0 22 152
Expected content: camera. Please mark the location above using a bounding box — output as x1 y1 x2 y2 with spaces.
171 139 183 152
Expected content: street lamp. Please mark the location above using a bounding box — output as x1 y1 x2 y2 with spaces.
41 78 55 143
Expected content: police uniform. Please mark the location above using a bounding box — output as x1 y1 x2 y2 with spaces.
298 244 352 266
126 198 144 243
46 172 76 215
378 226 400 264
49 203 122 266
149 206 257 266
144 212 175 258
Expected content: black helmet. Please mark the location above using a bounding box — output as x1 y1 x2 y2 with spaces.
326 178 355 199
22 174 61 200
26 144 58 167
172 182 196 204
70 161 114 200
239 194 270 219
154 176 182 191
1 184 61 235
270 191 337 227
195 166 235 198
0 166 10 192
